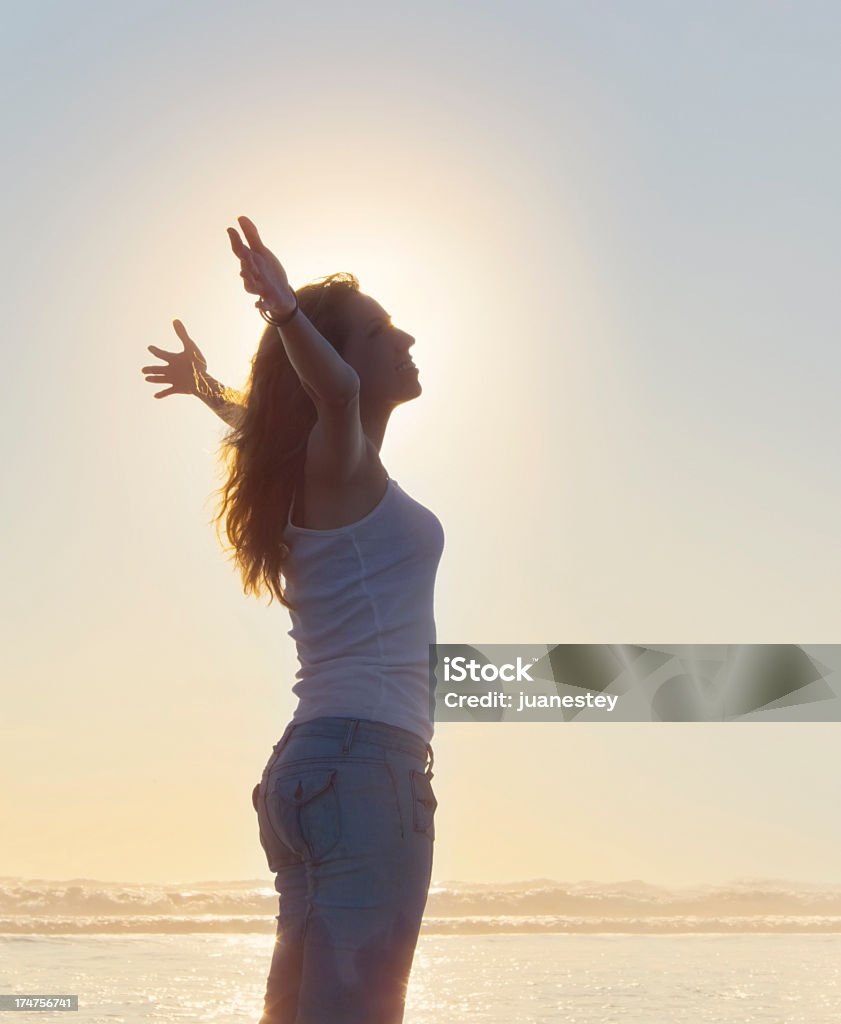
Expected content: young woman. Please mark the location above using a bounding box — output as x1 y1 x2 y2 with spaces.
142 215 444 1024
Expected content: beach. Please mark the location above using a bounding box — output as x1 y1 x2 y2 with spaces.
4 877 841 1021
3 931 841 1023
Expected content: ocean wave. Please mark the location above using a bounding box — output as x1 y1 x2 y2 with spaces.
3 876 841 934
3 913 841 935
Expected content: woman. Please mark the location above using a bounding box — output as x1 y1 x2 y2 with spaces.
142 215 444 1024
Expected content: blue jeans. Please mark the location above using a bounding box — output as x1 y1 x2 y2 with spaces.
251 717 437 1024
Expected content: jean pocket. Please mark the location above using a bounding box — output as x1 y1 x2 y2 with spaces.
410 770 438 840
273 767 341 862
254 778 301 872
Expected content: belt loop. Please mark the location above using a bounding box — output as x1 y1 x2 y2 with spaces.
425 742 434 777
265 723 296 777
276 723 296 757
342 719 359 754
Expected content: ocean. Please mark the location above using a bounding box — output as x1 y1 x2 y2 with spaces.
3 877 841 1022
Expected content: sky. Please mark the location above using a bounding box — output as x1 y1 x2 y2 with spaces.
2 0 841 886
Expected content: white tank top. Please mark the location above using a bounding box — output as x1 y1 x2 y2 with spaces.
282 475 445 744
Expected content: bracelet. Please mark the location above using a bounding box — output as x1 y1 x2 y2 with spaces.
260 295 299 327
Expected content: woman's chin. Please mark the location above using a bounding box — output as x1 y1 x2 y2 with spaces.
397 381 422 404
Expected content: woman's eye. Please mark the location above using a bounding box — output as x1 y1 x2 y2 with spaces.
369 320 394 338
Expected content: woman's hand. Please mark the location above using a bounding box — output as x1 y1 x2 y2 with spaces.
227 215 297 319
142 319 209 399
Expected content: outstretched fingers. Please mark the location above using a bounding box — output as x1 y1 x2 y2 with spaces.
144 344 175 366
227 226 248 260
237 215 266 253
227 226 261 283
171 318 205 360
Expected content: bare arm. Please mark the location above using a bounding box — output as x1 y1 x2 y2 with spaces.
268 308 359 404
227 216 359 404
227 215 369 482
194 370 245 428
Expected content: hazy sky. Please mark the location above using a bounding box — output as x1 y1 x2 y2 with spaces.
2 1 841 886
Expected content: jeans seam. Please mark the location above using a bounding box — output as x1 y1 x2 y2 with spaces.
285 730 428 763
410 769 437 839
384 755 405 839
273 755 388 770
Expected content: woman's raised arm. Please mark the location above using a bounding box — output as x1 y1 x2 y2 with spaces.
228 215 359 404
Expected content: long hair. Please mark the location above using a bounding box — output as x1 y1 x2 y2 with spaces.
212 272 361 609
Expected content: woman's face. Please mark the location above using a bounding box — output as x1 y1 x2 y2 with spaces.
341 293 421 403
